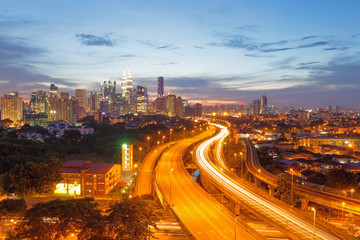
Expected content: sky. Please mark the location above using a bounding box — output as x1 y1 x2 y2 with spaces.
0 0 360 109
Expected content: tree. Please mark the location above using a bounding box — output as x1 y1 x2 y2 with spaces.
0 198 26 219
274 173 296 205
0 158 62 198
325 169 358 191
15 198 98 240
105 197 163 240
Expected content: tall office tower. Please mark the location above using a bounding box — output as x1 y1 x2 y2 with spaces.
89 92 101 113
155 96 167 115
260 95 267 113
110 93 125 117
99 98 109 114
194 103 202 116
128 88 137 114
75 89 86 110
166 93 176 117
157 76 164 97
252 99 261 115
29 92 37 112
103 80 116 103
49 84 59 100
1 92 23 122
121 70 133 101
136 86 148 113
175 96 183 117
60 92 70 100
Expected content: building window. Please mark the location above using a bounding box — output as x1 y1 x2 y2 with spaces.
86 182 93 186
98 182 105 184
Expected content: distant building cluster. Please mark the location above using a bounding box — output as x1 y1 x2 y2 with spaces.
0 72 202 128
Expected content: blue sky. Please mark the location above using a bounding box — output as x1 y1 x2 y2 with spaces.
1 0 360 109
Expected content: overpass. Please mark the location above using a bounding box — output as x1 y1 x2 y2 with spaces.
243 137 360 216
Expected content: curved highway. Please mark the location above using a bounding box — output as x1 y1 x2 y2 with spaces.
195 123 345 240
155 131 265 240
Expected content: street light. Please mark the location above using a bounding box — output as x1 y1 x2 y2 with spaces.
234 214 239 240
169 128 173 142
220 167 224 205
138 147 142 162
147 136 150 154
240 152 243 178
170 168 174 207
311 207 316 240
351 189 355 198
290 168 294 207
342 202 345 223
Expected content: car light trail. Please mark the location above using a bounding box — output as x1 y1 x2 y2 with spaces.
195 123 340 240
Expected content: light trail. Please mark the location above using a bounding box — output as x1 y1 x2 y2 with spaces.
195 123 340 240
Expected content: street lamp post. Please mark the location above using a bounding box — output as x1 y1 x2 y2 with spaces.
342 202 345 224
220 167 224 205
240 152 243 178
138 147 142 162
170 168 174 207
311 207 316 240
147 136 150 154
234 214 239 240
290 168 294 207
351 189 355 198
169 128 173 142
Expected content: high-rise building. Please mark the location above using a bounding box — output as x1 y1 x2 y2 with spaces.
252 99 260 115
157 76 164 97
89 92 102 113
166 93 176 117
60 92 70 100
175 96 183 117
75 89 86 120
155 97 167 115
1 92 23 122
104 80 116 103
121 70 133 102
137 86 148 113
128 88 137 114
49 84 59 100
260 95 267 113
194 103 202 116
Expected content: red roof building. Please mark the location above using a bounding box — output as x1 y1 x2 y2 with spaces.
55 160 121 196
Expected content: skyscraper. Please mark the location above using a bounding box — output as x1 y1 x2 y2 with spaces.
157 76 164 97
252 99 261 115
49 84 59 100
121 70 133 102
137 86 148 113
260 95 267 113
1 92 23 122
104 80 116 103
128 88 137 114
75 89 87 119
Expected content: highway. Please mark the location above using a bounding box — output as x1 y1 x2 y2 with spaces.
195 123 345 240
155 131 266 240
133 143 173 197
243 136 360 216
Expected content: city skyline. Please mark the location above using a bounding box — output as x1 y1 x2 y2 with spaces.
1 1 360 109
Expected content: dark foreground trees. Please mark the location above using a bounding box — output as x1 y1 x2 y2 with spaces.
325 169 358 191
11 197 162 240
274 173 296 205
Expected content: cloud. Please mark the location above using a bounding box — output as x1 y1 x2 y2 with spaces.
193 46 204 49
75 34 116 47
261 47 292 53
351 34 360 38
139 40 178 50
0 35 75 97
300 35 318 41
298 41 328 48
